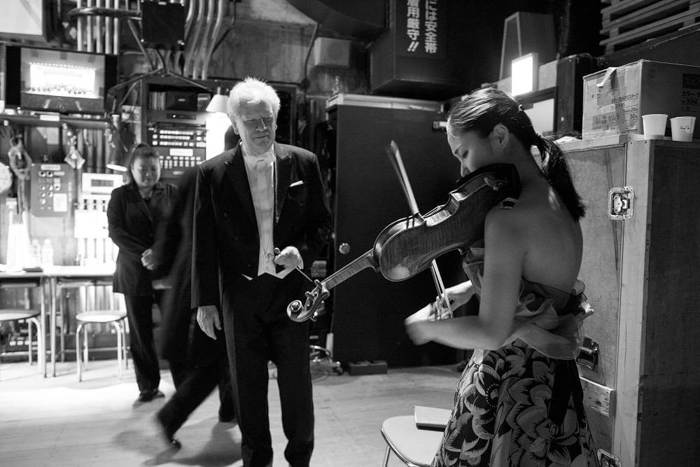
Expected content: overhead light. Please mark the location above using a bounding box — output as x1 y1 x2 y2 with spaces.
206 87 229 113
511 52 538 96
106 154 128 172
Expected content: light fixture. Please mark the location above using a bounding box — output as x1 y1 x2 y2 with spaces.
511 52 538 97
206 87 229 114
106 114 128 172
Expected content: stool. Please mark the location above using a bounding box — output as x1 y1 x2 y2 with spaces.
380 415 444 467
0 309 43 367
75 309 128 382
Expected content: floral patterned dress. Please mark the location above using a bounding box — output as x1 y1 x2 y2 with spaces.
432 242 600 467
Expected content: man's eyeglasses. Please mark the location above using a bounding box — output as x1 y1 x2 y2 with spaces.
242 117 275 128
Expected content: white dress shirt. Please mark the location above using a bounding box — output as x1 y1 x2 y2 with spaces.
242 147 286 278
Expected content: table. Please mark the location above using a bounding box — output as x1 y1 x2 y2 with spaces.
43 265 116 377
0 270 48 376
0 265 115 377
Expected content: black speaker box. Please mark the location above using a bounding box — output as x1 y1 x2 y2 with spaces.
141 1 185 49
555 53 601 137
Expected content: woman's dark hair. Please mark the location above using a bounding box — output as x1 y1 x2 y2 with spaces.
448 87 585 220
126 143 160 183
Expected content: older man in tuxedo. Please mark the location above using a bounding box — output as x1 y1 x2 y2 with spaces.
192 77 330 467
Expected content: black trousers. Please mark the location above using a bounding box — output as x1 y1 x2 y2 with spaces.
223 273 314 467
157 351 234 436
123 292 162 394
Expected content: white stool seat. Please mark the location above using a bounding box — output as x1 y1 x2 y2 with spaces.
381 415 444 467
76 310 126 323
0 309 40 321
0 308 43 368
75 309 128 382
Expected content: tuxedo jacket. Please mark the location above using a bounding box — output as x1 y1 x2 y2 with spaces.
191 142 330 309
108 180 177 295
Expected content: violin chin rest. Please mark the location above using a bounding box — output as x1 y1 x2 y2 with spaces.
383 265 412 282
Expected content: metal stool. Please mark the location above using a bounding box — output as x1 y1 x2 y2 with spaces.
75 309 128 382
0 308 43 367
380 415 445 467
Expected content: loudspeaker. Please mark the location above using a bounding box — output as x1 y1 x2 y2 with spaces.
555 53 601 137
141 1 185 49
311 37 351 68
499 11 556 79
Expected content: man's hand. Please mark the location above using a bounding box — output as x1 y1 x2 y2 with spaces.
197 305 221 340
274 246 303 271
141 248 156 270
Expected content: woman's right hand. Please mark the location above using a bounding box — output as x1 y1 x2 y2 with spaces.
405 302 436 345
405 302 434 326
444 280 474 309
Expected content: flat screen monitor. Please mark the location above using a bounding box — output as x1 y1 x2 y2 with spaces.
2 45 117 114
0 0 46 42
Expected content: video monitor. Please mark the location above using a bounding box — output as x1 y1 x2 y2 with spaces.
2 45 117 114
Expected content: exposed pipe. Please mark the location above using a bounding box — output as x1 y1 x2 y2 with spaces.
95 0 103 53
184 0 206 77
202 0 228 80
77 0 84 51
86 0 94 52
113 0 120 54
105 0 113 55
184 0 196 43
193 0 217 79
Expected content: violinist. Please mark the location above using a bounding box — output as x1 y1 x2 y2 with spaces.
404 87 599 466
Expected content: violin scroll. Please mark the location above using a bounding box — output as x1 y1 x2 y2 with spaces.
287 279 329 322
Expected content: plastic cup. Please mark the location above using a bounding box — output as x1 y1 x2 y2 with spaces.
670 116 696 142
642 114 668 139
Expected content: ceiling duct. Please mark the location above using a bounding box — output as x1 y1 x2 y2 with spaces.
287 0 386 40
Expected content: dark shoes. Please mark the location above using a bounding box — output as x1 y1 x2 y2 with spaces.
154 412 182 450
137 389 165 403
218 405 236 423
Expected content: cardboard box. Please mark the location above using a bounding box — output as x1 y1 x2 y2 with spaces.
582 60 700 140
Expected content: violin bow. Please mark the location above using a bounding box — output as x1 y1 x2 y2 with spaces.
385 140 452 320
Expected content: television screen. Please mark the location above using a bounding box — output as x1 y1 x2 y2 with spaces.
0 0 46 42
2 45 117 114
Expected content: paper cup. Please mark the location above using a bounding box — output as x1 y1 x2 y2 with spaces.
670 116 696 142
642 114 668 139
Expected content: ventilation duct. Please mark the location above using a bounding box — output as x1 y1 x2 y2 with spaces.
287 0 386 40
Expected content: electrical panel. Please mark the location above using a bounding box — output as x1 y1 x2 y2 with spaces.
29 163 73 217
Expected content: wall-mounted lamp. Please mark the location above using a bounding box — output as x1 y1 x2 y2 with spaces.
511 52 538 97
206 87 229 114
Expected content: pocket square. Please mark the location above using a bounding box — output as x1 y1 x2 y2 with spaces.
289 180 304 188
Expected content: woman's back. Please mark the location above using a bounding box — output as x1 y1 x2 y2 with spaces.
508 179 583 294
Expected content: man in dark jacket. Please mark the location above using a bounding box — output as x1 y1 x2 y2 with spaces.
192 78 330 467
150 167 234 449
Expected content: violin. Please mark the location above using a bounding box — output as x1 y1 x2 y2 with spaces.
287 162 521 323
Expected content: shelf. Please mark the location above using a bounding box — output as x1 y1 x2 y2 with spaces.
0 112 109 129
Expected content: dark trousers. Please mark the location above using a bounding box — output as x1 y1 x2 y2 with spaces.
157 354 234 436
123 292 162 394
223 273 314 467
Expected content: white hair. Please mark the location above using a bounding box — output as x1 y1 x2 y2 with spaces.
227 77 281 120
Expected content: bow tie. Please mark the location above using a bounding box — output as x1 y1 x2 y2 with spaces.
245 154 273 166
